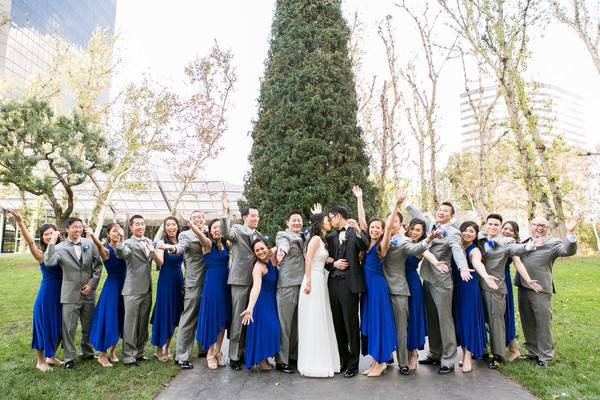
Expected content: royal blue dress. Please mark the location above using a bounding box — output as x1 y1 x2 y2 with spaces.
31 262 62 358
151 249 184 347
89 246 126 352
360 246 398 363
406 255 427 351
451 243 488 359
504 259 517 346
245 261 280 369
196 244 231 349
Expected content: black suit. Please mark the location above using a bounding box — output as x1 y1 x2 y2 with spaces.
326 227 369 372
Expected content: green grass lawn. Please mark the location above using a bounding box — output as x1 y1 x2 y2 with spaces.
1 253 598 399
0 254 181 400
500 256 600 400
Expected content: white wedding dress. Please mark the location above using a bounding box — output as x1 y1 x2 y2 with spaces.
297 239 340 377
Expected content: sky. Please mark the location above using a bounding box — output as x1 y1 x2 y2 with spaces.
114 0 600 185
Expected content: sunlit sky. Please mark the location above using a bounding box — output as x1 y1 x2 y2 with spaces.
114 0 600 185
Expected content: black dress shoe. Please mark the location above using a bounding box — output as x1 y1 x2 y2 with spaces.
419 356 440 365
399 366 410 375
275 363 295 374
437 366 455 375
488 357 498 369
344 369 357 378
124 361 139 368
230 360 243 371
536 360 550 368
80 354 95 361
136 356 149 362
64 360 75 369
521 354 539 362
176 360 194 370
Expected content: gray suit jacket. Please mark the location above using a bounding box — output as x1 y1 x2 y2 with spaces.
407 204 467 289
275 229 305 288
383 234 429 296
221 216 260 286
44 238 103 304
171 229 206 288
116 237 153 296
479 233 531 294
514 236 577 294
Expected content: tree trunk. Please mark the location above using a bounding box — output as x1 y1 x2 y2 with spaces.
592 221 600 253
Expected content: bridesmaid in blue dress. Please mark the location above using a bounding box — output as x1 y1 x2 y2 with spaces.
10 210 63 372
241 238 280 371
190 218 231 369
452 221 499 373
405 219 429 371
151 216 184 362
88 223 126 367
359 197 403 377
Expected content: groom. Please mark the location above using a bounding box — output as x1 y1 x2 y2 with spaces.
326 205 369 378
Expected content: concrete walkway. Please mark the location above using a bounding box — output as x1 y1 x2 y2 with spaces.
156 341 538 400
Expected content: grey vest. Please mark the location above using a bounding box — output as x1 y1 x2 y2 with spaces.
116 237 153 296
275 229 305 288
221 216 260 286
172 229 206 288
383 235 429 296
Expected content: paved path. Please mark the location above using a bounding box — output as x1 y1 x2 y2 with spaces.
156 340 537 400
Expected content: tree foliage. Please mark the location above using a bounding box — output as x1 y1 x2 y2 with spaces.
244 0 378 235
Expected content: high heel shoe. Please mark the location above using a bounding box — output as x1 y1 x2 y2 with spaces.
216 353 225 367
207 355 218 370
367 363 386 377
363 361 376 375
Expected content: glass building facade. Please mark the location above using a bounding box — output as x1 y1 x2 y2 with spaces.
0 0 116 95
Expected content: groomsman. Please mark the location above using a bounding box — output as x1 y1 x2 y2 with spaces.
479 214 540 367
515 216 579 367
116 215 154 367
407 202 468 374
326 205 369 378
44 217 103 369
167 210 206 369
274 210 306 373
383 199 437 375
221 196 261 371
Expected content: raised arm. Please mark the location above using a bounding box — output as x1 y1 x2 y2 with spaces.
114 226 130 260
352 185 368 232
405 203 431 232
511 256 543 292
240 262 265 325
303 236 321 295
468 247 499 289
380 194 405 257
9 210 43 262
43 230 62 266
152 240 165 268
84 224 109 260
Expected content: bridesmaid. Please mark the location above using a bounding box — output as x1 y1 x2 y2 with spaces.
501 221 543 361
10 210 63 372
241 238 280 371
405 218 428 372
360 196 403 377
151 216 184 362
451 221 499 373
88 223 126 367
192 217 231 370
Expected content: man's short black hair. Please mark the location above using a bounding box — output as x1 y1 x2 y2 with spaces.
129 214 144 225
287 210 303 220
241 205 259 218
328 205 348 220
386 211 404 224
486 213 503 223
63 216 82 229
439 202 455 216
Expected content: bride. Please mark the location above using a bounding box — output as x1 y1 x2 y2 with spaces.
297 212 340 377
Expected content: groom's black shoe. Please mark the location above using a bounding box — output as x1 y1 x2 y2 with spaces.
136 356 149 362
275 363 295 374
344 369 357 378
64 360 75 369
175 360 194 370
399 366 410 376
419 356 440 366
230 360 243 371
437 366 454 375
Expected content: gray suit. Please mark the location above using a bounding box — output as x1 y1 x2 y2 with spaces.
514 235 577 363
44 239 103 362
171 229 206 362
275 229 305 364
407 205 468 368
383 234 429 367
116 237 153 364
479 234 531 360
221 216 260 361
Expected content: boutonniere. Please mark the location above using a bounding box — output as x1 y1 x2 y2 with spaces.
339 230 347 244
390 238 398 247
82 243 91 252
263 235 271 243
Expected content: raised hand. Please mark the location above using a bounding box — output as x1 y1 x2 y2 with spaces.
427 230 443 242
352 185 363 199
83 224 94 237
221 192 230 214
145 239 156 253
240 308 253 325
310 203 322 215
116 225 125 242
460 268 474 282
396 191 406 206
49 230 61 244
8 209 23 224
527 279 544 293
178 212 191 225
347 218 361 234
565 213 582 234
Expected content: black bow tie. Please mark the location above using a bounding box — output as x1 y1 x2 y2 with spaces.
70 242 81 246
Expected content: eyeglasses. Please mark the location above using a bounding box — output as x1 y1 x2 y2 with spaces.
532 223 549 229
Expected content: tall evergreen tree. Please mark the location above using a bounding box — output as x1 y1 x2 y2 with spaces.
244 0 378 236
